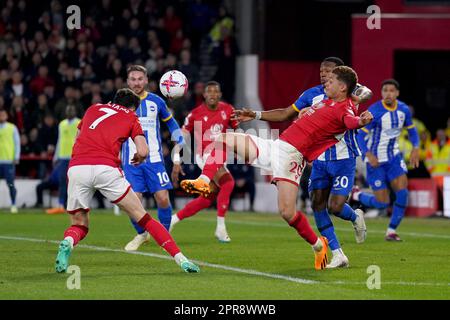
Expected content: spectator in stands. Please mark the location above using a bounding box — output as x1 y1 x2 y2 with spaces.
5 71 30 103
9 95 26 133
228 164 256 211
0 109 20 213
46 105 81 214
178 49 199 86
29 65 54 95
54 87 83 121
37 113 58 158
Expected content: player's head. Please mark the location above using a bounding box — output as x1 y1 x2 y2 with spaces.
320 57 344 85
65 104 77 120
204 81 222 108
0 109 7 123
113 88 141 110
127 65 148 96
325 66 357 99
381 79 399 106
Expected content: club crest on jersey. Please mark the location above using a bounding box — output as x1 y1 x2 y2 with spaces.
145 101 156 112
211 123 224 134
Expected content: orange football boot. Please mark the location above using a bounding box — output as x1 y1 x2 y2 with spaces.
180 178 211 197
314 236 329 270
46 207 66 215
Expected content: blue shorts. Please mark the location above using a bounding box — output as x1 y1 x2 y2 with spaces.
123 162 173 194
308 158 356 196
366 154 407 191
0 164 15 184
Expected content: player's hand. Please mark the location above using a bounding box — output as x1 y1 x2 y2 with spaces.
171 163 185 188
365 151 379 167
131 152 146 166
231 108 256 122
409 148 420 169
358 111 373 127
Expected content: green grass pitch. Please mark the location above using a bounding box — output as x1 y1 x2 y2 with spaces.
0 209 449 299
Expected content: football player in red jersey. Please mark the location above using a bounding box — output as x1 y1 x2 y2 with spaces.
181 67 373 270
54 88 200 274
170 81 239 242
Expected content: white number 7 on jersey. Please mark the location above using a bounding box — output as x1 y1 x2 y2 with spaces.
89 108 118 129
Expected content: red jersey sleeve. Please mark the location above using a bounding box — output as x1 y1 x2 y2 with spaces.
183 111 195 132
339 102 361 130
130 115 144 139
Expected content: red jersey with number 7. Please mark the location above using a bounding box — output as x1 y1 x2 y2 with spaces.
69 103 144 168
280 98 361 162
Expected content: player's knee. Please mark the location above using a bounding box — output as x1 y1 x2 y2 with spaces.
311 193 326 212
395 189 408 207
278 202 295 222
155 194 170 208
327 199 345 216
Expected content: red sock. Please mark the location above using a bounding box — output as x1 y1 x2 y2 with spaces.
217 173 235 217
288 211 318 245
64 225 89 247
203 142 227 180
138 213 180 257
177 195 216 220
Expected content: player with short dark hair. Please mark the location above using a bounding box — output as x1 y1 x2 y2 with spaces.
180 66 374 270
353 79 419 241
170 81 239 242
54 90 199 273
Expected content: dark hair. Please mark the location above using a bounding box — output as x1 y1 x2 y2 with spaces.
113 88 140 109
382 79 400 90
332 66 358 97
205 81 221 91
127 65 147 77
323 57 345 66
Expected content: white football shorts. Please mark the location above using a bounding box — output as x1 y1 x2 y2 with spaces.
66 165 131 214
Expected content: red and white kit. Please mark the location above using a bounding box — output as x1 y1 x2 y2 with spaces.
249 98 360 186
67 102 144 213
183 101 238 169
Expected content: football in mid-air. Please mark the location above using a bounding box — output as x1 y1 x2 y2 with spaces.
159 70 188 99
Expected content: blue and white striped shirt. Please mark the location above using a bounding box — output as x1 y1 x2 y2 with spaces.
359 99 415 163
292 85 361 161
121 92 173 164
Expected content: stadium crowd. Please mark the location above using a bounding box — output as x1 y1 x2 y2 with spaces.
0 0 448 214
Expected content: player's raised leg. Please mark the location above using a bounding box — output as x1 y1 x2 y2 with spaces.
181 132 257 194
277 180 329 270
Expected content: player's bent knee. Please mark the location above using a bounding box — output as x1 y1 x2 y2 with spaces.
395 189 408 207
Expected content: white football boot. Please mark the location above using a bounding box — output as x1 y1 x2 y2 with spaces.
124 232 151 251
215 226 231 243
352 208 367 244
326 252 350 269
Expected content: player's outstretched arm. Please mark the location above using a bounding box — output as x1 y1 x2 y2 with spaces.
232 106 298 123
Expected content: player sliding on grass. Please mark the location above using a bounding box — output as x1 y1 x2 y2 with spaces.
180 66 373 270
54 88 199 274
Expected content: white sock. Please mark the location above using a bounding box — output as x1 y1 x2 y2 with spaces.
174 252 188 266
312 238 323 252
171 214 180 224
199 175 211 184
64 236 74 249
217 217 225 229
386 228 396 235
332 248 344 257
